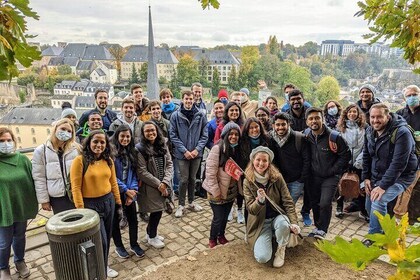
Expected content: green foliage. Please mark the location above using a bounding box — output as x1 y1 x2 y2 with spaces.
139 62 147 83
228 65 239 91
211 67 220 96
108 45 126 80
57 64 72 75
240 46 260 74
267 35 281 58
169 69 180 98
176 54 200 87
356 0 420 73
199 0 220 9
250 54 282 87
0 0 42 81
297 41 319 58
198 57 210 86
18 89 25 103
80 71 90 79
129 63 140 85
315 76 340 106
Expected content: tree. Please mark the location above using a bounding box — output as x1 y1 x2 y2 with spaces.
240 46 260 74
356 0 420 73
250 54 282 87
198 57 210 87
18 89 26 103
297 41 319 58
139 62 148 83
129 63 140 85
0 0 42 81
267 35 281 58
80 71 90 79
228 65 239 91
57 65 72 75
176 54 200 87
211 67 220 96
108 45 127 80
315 76 340 106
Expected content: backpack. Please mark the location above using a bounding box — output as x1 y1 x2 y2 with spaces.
65 157 89 202
390 125 420 157
303 128 340 153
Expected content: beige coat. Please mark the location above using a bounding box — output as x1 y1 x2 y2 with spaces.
137 147 173 213
243 176 298 249
202 144 243 199
241 98 259 119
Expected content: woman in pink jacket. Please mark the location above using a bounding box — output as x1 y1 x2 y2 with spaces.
203 122 244 248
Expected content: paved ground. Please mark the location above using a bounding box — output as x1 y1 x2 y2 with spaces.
7 197 420 279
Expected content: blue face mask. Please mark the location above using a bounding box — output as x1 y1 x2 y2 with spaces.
230 143 238 148
328 107 338 116
284 93 289 101
0 141 15 154
220 98 228 105
406 96 419 107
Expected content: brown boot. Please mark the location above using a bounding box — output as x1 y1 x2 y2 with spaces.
0 268 11 280
15 261 30 278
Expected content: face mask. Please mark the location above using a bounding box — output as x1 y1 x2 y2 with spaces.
230 143 238 148
56 130 72 142
328 107 338 116
220 98 228 105
240 96 247 103
285 94 289 101
406 96 419 107
0 142 15 154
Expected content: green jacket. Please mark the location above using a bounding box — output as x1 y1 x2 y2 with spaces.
0 152 38 227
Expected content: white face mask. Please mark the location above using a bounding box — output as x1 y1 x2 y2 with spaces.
240 96 247 103
0 142 15 154
56 130 72 142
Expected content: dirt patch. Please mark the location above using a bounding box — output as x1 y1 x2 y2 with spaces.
141 240 395 280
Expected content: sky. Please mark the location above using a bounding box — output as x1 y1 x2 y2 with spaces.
27 0 371 48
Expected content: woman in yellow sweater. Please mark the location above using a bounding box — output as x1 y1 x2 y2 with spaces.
70 130 122 278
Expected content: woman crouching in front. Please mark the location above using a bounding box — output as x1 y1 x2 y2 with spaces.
243 146 300 268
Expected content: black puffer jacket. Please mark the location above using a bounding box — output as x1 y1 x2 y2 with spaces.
362 113 418 190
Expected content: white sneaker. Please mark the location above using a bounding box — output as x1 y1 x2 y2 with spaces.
227 207 234 221
146 233 165 242
188 202 203 212
273 245 286 268
237 209 244 224
175 205 184 218
148 237 165 249
107 267 119 278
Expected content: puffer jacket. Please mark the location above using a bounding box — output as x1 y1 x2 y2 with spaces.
32 140 80 203
341 120 365 165
169 105 208 160
109 113 143 144
362 113 418 190
202 144 242 199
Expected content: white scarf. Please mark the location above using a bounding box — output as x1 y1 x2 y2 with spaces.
254 171 269 186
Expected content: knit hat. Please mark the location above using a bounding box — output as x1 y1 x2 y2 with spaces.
240 88 250 96
218 89 229 100
61 108 77 119
359 84 376 96
249 146 274 163
221 121 241 139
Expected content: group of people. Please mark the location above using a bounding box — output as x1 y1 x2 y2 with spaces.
0 81 418 278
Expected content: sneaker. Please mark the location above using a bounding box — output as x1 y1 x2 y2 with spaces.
302 213 312 227
15 261 30 278
107 267 119 278
175 205 185 218
307 228 318 238
148 237 165 249
273 245 286 268
130 245 145 258
146 233 165 242
217 235 229 245
359 211 370 222
314 230 326 240
0 268 11 280
237 209 245 224
188 202 203 212
139 212 150 222
209 239 217 249
227 207 233 221
335 208 344 219
362 239 374 247
115 246 129 259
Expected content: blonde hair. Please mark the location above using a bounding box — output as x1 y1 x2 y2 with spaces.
49 118 80 153
244 151 281 183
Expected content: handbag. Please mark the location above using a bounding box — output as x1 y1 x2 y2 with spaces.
338 171 360 199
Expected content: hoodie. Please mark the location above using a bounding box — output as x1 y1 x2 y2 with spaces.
108 113 143 144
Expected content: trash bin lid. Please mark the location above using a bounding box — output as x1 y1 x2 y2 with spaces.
46 208 100 236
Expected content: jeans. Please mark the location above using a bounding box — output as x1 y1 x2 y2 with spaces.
50 195 75 215
287 180 304 204
112 196 138 248
301 181 311 215
254 215 290 264
147 211 163 238
308 175 339 233
84 193 115 270
173 158 180 192
178 158 201 206
0 221 27 269
365 183 406 234
210 201 234 240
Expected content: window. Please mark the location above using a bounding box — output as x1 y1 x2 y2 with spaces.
31 128 35 135
222 77 227 82
15 127 19 134
32 137 37 144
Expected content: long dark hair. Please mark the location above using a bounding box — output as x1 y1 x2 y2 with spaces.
222 102 244 126
82 130 113 166
218 126 242 168
110 124 137 170
138 121 167 157
337 104 366 133
240 117 269 163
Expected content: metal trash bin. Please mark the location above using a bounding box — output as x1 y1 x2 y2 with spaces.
46 209 106 280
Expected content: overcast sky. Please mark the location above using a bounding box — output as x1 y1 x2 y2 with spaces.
27 0 371 48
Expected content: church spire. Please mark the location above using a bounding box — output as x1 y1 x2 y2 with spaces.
147 5 160 100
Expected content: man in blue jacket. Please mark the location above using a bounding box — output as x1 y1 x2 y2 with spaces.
170 90 208 218
362 103 418 244
79 89 117 130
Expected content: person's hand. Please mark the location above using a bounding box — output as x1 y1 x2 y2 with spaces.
190 149 199 159
290 224 301 235
184 151 192 160
364 179 372 196
125 197 133 206
42 202 52 211
257 188 266 203
370 186 385 201
126 189 137 199
257 80 267 90
159 183 168 196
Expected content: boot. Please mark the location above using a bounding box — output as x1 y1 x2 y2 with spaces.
0 268 11 280
273 245 286 268
15 261 30 278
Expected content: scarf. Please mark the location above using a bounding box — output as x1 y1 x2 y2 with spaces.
270 109 279 118
270 127 291 148
254 171 269 186
250 137 260 147
162 102 176 114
